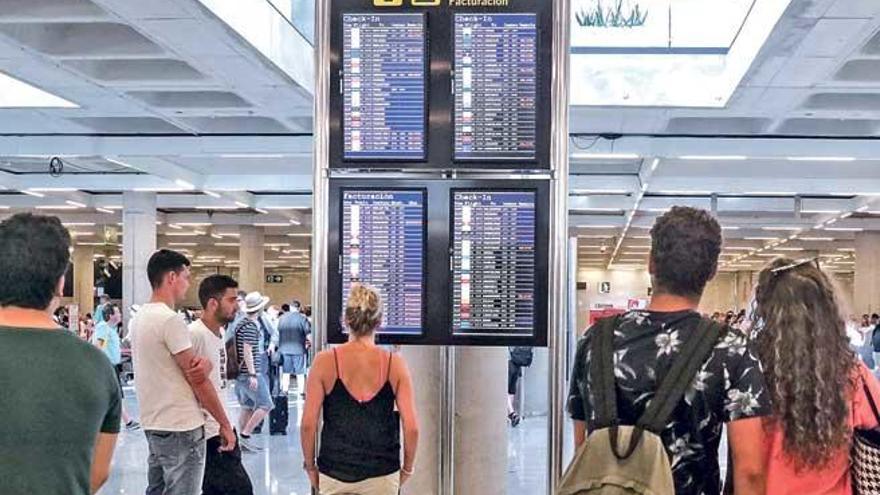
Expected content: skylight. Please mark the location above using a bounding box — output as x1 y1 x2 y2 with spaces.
0 71 77 108
570 0 791 107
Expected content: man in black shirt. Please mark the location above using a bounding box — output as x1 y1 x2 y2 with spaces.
567 207 771 495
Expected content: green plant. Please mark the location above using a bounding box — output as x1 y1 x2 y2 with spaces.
576 0 649 28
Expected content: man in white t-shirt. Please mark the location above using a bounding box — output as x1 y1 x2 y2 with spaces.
131 249 236 495
190 275 254 495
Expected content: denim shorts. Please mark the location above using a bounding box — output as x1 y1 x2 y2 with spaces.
235 374 275 411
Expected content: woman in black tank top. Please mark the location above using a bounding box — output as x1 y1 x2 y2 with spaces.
300 285 419 495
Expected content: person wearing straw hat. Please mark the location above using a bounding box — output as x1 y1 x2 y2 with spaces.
233 291 275 452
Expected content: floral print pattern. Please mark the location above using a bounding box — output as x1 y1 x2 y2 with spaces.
567 310 771 495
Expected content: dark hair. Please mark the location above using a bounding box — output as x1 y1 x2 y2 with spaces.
872 314 879 320
649 206 722 298
147 249 191 289
281 304 291 312
0 213 71 310
103 304 118 322
752 258 854 470
198 275 239 309
292 300 302 310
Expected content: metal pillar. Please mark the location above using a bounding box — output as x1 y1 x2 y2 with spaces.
548 0 572 492
311 2 330 493
441 346 455 495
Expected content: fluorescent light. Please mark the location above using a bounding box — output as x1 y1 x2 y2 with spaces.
744 237 779 241
572 189 630 194
219 153 286 158
571 153 640 160
22 190 45 198
0 70 78 108
286 233 312 237
654 190 712 195
678 155 748 161
62 222 96 227
65 200 86 208
721 226 740 230
824 227 863 232
29 188 78 192
799 237 834 241
235 201 249 208
203 190 221 198
265 243 291 247
163 232 201 237
35 205 79 210
76 242 107 246
742 191 796 196
96 208 115 214
761 227 802 231
289 219 302 226
579 225 619 229
210 233 222 239
168 242 198 247
133 188 184 192
838 248 856 252
174 179 195 190
725 247 756 251
195 206 239 210
255 208 269 215
176 222 211 227
254 223 289 227
802 210 842 215
776 247 805 251
786 156 856 162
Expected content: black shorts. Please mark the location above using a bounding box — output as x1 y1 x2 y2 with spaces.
508 361 522 395
114 363 125 398
203 432 254 495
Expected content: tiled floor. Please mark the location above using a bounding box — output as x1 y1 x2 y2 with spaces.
100 387 550 495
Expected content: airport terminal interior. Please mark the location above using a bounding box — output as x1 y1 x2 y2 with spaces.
4 0 880 494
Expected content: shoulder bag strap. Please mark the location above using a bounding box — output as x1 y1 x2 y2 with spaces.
589 316 620 429
638 318 725 433
861 373 880 426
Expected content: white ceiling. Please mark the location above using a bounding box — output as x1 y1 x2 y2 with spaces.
0 0 877 273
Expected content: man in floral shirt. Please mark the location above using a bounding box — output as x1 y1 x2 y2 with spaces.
567 207 771 495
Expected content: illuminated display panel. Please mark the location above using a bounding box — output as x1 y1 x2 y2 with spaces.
451 190 537 336
341 189 425 334
454 14 538 161
342 13 427 160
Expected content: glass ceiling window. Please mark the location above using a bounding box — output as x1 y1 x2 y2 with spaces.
570 0 791 107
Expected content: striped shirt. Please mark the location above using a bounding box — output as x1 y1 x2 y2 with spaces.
234 319 261 373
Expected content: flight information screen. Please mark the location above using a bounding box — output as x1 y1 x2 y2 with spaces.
342 14 427 160
341 190 425 334
454 14 538 161
451 191 537 336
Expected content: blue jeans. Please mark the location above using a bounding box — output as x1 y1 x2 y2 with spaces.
145 426 207 495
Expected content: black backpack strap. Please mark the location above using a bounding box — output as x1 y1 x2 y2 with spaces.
638 318 726 433
589 316 621 430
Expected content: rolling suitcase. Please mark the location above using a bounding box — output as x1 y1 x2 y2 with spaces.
269 394 288 435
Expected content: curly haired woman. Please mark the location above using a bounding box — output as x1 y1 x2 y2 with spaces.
752 258 880 494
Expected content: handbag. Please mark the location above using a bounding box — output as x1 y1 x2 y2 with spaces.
852 374 880 494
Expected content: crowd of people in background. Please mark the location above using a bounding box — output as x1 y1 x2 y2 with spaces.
8 205 880 495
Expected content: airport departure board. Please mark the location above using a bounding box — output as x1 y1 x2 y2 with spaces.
451 191 537 336
454 14 538 161
342 14 427 160
341 190 425 334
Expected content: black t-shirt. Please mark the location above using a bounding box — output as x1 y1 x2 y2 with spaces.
0 326 121 495
567 310 771 495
